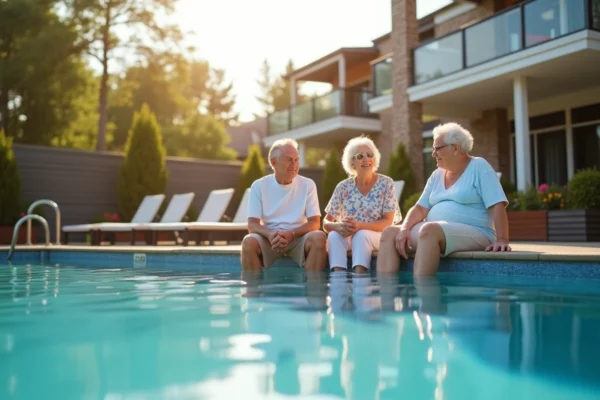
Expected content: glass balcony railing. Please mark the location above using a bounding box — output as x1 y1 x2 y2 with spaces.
372 57 392 97
413 0 597 85
267 88 376 136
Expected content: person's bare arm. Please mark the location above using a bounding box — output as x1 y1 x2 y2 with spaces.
485 202 511 252
247 217 272 240
323 214 342 234
355 211 395 232
400 205 429 230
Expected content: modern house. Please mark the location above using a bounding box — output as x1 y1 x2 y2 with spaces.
264 0 600 190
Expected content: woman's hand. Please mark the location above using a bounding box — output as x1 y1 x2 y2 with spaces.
485 240 511 252
395 227 413 259
340 216 358 237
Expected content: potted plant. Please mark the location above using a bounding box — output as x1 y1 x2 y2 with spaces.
506 185 548 241
548 169 600 242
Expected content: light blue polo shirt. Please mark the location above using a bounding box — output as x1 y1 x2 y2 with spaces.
416 157 508 242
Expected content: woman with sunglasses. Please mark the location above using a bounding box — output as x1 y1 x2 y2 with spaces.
376 122 511 276
323 136 402 273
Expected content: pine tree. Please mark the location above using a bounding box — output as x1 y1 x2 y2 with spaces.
386 142 417 206
232 144 266 212
320 149 347 210
117 104 168 221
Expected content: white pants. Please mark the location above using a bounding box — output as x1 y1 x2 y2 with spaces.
327 230 381 270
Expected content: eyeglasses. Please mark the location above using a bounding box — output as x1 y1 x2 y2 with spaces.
432 144 450 152
353 152 374 160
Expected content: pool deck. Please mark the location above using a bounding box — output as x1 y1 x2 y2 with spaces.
2 241 600 262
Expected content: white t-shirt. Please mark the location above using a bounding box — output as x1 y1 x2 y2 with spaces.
248 174 321 232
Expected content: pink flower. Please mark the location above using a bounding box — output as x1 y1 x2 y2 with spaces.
538 184 549 193
20 212 26 217
111 214 120 222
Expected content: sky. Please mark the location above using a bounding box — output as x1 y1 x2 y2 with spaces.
173 0 453 122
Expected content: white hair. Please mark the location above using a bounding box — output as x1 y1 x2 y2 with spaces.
268 138 298 171
433 122 474 154
341 135 381 177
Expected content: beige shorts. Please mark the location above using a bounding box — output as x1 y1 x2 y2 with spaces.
245 232 310 268
408 221 492 257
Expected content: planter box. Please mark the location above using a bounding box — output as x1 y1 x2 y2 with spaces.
508 210 548 241
0 225 40 245
548 210 600 242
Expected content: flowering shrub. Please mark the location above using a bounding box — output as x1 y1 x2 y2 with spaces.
91 212 120 223
538 183 566 210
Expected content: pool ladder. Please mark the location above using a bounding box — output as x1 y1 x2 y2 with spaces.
7 199 61 261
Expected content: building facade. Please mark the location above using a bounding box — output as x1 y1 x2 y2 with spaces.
263 0 600 190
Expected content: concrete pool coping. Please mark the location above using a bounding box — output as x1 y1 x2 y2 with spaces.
2 241 600 262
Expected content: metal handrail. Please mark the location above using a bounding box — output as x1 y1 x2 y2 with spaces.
7 214 50 261
27 199 60 245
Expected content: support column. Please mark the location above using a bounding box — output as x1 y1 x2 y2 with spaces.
390 0 423 185
290 77 297 106
338 56 346 88
566 108 575 179
298 141 306 168
513 76 532 191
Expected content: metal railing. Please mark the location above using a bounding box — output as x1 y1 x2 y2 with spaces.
27 199 61 245
7 214 50 261
413 0 598 85
267 88 376 136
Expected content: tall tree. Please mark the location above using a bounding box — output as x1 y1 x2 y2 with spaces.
204 67 238 126
255 59 274 116
255 59 303 117
108 55 208 150
0 0 96 145
62 0 183 151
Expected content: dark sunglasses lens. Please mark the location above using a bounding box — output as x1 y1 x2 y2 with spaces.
367 152 374 158
355 154 364 160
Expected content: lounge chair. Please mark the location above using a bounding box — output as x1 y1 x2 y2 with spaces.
394 180 405 203
140 188 235 245
95 192 195 245
62 194 166 244
182 188 251 245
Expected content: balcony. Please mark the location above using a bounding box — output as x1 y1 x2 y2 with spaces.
367 57 393 113
407 0 600 116
265 88 380 147
414 0 599 85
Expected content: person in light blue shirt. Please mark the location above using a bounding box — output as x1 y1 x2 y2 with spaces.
376 122 511 276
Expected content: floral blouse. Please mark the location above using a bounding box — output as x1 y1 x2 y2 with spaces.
325 174 402 225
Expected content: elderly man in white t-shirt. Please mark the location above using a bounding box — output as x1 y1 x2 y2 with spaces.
241 139 327 271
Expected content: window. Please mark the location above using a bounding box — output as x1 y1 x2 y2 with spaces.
573 124 600 171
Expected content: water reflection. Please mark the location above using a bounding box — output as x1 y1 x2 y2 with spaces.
2 265 600 399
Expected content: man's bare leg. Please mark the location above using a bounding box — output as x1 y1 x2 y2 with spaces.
241 236 263 270
413 223 446 276
304 231 327 271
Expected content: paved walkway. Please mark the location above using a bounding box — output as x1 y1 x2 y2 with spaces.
3 241 600 262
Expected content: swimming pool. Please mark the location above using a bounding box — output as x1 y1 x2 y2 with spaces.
2 261 600 400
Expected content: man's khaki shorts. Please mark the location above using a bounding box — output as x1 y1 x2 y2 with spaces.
245 232 310 268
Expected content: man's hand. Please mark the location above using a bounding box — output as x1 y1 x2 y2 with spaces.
270 231 293 252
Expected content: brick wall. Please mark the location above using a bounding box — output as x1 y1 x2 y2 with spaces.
434 0 495 37
390 0 424 186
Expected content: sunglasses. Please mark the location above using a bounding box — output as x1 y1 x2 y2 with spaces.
432 144 451 152
353 152 374 160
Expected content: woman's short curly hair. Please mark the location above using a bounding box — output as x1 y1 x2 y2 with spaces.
433 122 474 153
341 135 381 177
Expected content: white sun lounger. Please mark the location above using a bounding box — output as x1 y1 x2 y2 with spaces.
141 188 236 244
394 180 405 203
62 194 166 244
182 188 251 245
96 192 195 244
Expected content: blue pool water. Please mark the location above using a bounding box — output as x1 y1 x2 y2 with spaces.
2 264 600 400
